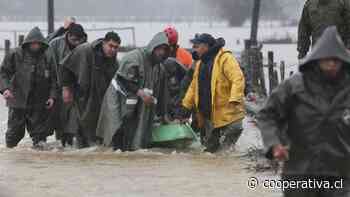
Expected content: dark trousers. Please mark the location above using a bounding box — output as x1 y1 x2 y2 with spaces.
204 120 243 153
6 107 53 147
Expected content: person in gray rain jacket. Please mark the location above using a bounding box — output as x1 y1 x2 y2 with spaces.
258 26 350 196
96 32 170 151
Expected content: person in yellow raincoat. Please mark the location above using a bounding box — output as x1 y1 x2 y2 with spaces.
177 33 245 153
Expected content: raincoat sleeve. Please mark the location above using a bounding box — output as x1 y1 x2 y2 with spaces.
182 63 198 110
48 38 59 61
297 3 312 59
48 39 60 84
47 51 58 99
61 45 91 92
257 79 292 157
223 55 245 103
0 50 16 93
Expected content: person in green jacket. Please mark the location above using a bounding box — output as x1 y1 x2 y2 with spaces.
258 26 350 197
96 32 170 151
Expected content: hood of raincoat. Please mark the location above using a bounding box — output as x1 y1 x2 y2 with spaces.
22 27 49 50
145 32 169 55
299 26 350 72
116 32 169 87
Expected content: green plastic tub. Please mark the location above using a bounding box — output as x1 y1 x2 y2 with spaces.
151 123 198 148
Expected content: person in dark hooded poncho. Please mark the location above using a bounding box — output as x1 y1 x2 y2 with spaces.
0 27 57 149
257 26 350 196
49 23 87 146
96 32 170 151
61 32 120 148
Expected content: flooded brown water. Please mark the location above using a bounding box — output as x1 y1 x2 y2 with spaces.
0 149 282 197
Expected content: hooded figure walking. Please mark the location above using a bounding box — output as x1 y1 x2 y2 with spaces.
0 27 57 149
96 32 170 151
258 26 350 196
61 32 120 148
